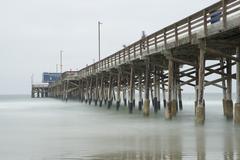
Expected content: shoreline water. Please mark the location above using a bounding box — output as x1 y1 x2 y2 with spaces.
0 94 239 160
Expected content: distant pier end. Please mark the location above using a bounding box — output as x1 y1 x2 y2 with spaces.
31 72 61 98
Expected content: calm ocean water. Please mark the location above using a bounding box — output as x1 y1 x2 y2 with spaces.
0 94 240 160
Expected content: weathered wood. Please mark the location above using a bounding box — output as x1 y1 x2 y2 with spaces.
129 65 134 113
206 48 240 63
143 59 150 116
196 39 206 124
161 69 167 108
95 76 99 106
138 74 143 111
177 67 183 111
99 74 104 107
166 50 174 119
116 70 121 110
107 74 113 109
225 58 233 119
236 47 240 104
157 70 161 110
153 66 158 113
222 0 227 29
123 84 127 106
89 77 93 105
235 46 240 123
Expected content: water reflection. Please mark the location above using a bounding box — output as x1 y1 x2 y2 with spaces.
195 126 205 160
1 95 240 160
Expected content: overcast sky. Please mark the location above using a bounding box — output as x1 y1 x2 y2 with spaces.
0 0 221 95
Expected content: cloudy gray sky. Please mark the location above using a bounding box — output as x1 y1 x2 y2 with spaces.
0 0 220 95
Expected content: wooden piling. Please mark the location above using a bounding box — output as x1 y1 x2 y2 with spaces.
161 69 167 108
235 47 240 124
157 70 161 110
99 74 103 107
107 74 113 109
153 66 158 113
138 74 143 111
225 58 233 119
94 76 99 106
165 51 173 119
196 39 206 124
89 77 93 105
116 70 121 110
123 83 127 106
177 67 183 111
220 58 227 116
171 64 178 116
143 59 150 116
128 65 134 114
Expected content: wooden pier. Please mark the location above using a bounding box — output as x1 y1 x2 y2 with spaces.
47 0 240 124
32 84 49 98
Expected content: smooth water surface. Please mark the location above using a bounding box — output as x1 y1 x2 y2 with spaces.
0 94 240 160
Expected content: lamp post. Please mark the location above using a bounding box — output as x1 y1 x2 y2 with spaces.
98 21 102 61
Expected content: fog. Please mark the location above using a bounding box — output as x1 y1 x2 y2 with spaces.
0 0 220 94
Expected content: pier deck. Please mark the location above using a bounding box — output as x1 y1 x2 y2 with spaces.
47 0 240 124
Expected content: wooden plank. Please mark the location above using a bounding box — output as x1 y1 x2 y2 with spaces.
206 48 240 63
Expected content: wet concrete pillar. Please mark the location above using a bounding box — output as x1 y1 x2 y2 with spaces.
138 74 143 111
225 58 233 119
196 39 206 124
235 46 240 124
143 59 150 116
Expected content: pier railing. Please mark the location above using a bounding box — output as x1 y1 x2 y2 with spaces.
78 0 240 79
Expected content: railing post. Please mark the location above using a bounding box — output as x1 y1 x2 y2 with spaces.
175 24 178 47
119 52 121 65
154 34 157 51
128 47 130 61
222 0 227 29
115 53 117 66
134 45 136 58
147 37 150 54
123 48 126 62
140 42 143 56
188 17 192 43
203 9 208 37
164 29 167 49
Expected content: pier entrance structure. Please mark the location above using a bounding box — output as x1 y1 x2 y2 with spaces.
48 0 240 124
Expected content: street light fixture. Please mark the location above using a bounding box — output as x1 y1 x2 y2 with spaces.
98 21 102 61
